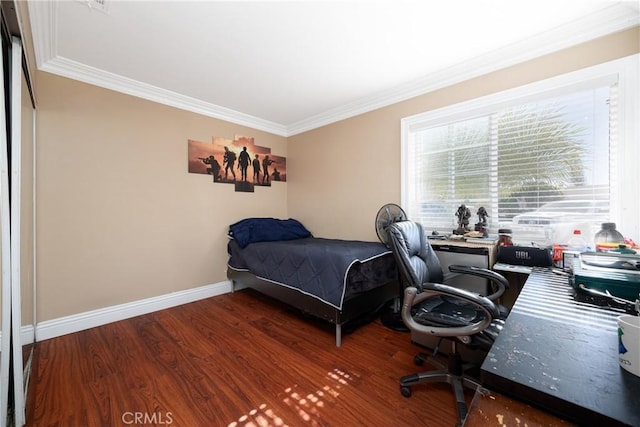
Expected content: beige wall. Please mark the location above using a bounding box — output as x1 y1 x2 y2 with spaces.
288 27 640 241
35 73 287 322
31 25 639 324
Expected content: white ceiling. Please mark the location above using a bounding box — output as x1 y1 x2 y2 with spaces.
26 1 639 136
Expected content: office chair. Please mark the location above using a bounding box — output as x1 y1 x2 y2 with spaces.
387 220 508 426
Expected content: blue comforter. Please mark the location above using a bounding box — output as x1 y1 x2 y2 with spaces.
227 237 394 309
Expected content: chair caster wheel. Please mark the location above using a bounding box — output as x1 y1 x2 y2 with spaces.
400 386 412 398
413 355 425 366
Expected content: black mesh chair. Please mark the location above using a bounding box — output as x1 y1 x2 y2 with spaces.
387 220 509 426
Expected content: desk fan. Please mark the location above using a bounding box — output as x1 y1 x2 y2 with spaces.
375 203 407 247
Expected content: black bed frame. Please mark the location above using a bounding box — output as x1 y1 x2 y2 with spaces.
227 268 398 347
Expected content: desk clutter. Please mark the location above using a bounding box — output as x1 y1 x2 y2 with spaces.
493 221 640 313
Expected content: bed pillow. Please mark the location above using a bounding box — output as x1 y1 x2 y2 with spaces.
229 217 312 248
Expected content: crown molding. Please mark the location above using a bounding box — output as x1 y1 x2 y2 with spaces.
28 1 639 137
40 56 289 136
28 0 288 136
286 3 640 136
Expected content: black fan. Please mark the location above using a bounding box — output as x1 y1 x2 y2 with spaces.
375 203 407 247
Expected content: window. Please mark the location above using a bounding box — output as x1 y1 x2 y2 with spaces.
402 55 639 247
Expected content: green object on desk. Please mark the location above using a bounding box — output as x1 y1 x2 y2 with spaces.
572 252 640 301
608 244 637 255
573 268 640 301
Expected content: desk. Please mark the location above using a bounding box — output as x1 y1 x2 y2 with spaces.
493 262 530 309
481 268 640 426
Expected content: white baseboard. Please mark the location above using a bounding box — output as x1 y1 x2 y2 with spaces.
0 324 35 346
22 325 34 345
35 280 232 342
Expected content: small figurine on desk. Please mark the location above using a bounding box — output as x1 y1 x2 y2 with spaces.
475 206 489 234
454 204 471 235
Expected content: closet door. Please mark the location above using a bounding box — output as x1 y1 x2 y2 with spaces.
16 35 35 427
10 36 25 427
0 36 11 427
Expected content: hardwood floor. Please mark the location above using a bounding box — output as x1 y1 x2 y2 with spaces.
26 289 474 426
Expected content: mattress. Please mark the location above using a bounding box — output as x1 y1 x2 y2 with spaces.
227 237 397 309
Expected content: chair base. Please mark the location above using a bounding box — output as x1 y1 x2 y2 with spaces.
380 297 410 332
411 332 488 365
400 351 488 427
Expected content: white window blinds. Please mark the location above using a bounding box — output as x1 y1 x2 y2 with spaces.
403 76 618 246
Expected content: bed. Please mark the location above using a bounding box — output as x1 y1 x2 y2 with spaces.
226 218 398 346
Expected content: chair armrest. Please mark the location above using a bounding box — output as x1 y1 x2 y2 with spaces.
447 265 509 301
401 285 498 338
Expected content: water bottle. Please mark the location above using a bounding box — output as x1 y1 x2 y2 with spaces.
564 229 588 272
567 229 588 252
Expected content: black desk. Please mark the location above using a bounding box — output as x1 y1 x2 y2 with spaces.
482 268 640 426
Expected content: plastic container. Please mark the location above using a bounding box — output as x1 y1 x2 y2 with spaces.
594 222 625 252
552 244 567 268
498 228 513 246
567 229 588 252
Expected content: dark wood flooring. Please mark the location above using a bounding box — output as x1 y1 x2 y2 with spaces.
26 289 474 426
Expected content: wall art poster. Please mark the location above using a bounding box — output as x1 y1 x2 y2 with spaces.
188 134 286 193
